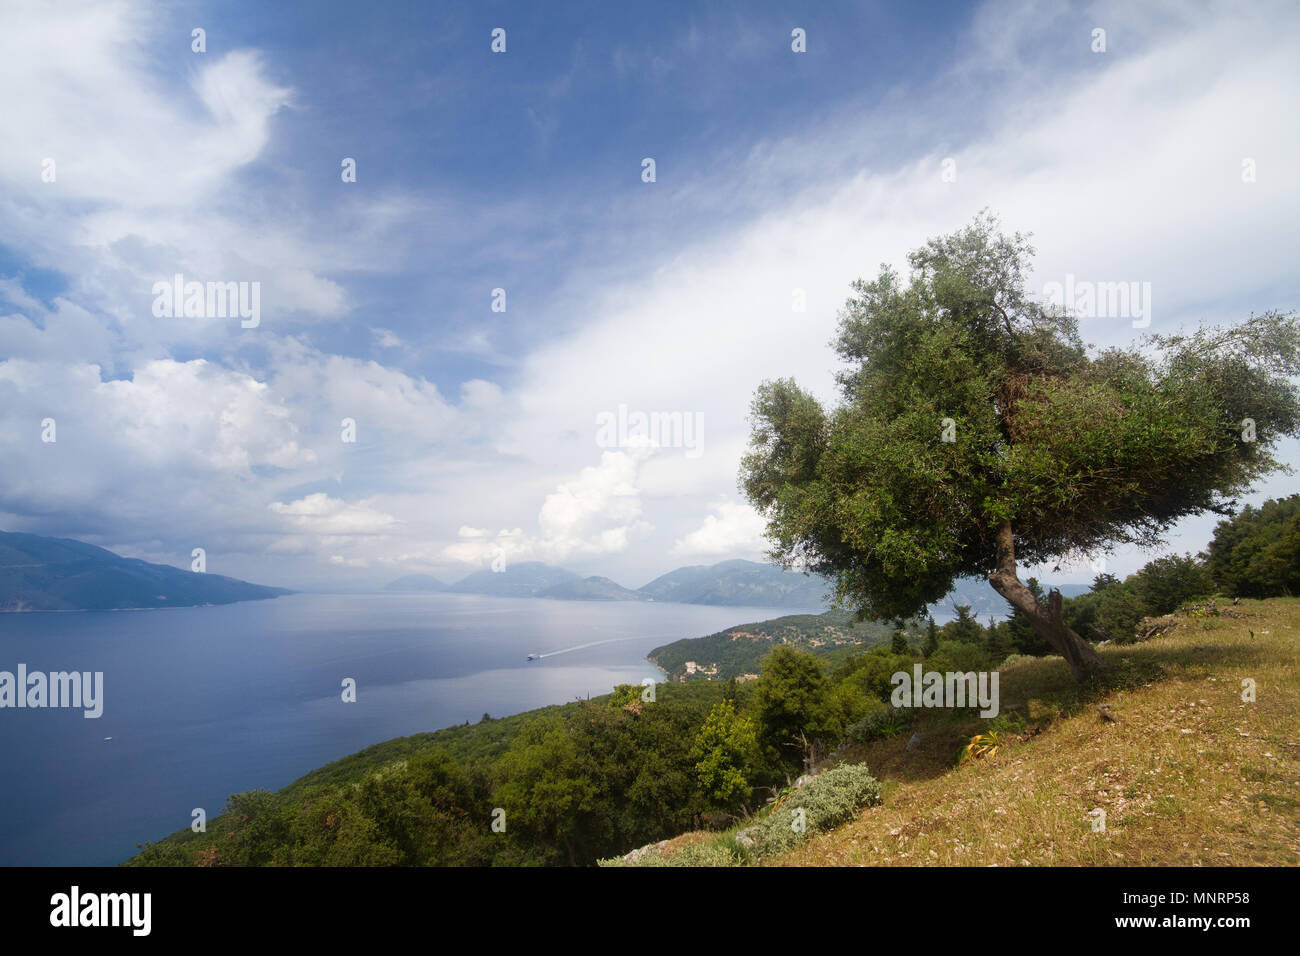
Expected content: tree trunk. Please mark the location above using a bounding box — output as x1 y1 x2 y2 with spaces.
988 520 1108 680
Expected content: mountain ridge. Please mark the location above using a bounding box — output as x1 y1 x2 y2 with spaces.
382 558 832 608
0 531 291 611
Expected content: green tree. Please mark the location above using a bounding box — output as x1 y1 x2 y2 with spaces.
1090 583 1148 643
220 790 293 866
985 618 1015 663
1205 495 1300 598
754 646 840 768
922 616 940 656
1006 577 1053 655
1133 554 1214 615
926 639 993 677
740 212 1300 679
690 699 760 811
890 629 910 654
941 604 984 643
494 714 598 865
837 645 915 703
1063 574 1119 642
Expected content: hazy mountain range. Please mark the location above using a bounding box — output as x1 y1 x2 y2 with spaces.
1 530 1088 616
381 559 1082 619
0 531 291 611
383 558 832 608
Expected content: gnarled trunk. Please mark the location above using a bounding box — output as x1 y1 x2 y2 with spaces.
988 520 1108 680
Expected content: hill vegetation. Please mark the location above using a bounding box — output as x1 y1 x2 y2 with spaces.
648 610 900 682
617 594 1299 866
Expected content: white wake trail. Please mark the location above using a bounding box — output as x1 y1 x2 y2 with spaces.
531 636 646 659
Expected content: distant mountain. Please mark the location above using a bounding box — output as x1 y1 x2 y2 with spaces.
383 574 447 592
0 531 291 611
389 560 1093 612
637 559 830 609
449 562 581 598
541 575 648 602
934 577 1092 623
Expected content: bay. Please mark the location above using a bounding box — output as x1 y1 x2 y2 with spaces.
0 593 813 866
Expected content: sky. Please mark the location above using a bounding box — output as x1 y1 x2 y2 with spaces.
0 0 1296 592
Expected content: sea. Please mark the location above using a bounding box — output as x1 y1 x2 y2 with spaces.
0 592 815 866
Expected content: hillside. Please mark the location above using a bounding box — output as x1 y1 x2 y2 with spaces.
648 609 897 681
627 597 1300 867
542 575 648 601
0 531 291 611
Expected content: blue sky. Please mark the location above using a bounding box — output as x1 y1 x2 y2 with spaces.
0 0 1297 591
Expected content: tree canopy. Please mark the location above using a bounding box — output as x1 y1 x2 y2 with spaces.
741 211 1300 677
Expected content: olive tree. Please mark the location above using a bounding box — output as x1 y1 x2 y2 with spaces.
741 212 1300 679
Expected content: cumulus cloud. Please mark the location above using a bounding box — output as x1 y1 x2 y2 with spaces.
1 0 1295 591
672 500 768 557
441 449 653 567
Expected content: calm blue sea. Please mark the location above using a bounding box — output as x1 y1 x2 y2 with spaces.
0 593 811 866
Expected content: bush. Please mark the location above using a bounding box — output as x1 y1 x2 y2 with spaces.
1133 554 1214 615
743 763 883 859
604 763 883 866
926 639 994 675
846 705 913 743
597 834 751 867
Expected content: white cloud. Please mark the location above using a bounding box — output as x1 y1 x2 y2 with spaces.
440 449 654 567
1 0 1296 590
672 500 768 557
488 1 1300 581
268 493 397 534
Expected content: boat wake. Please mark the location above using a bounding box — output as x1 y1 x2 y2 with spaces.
527 635 645 660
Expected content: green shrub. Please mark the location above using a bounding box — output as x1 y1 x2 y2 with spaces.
987 710 1027 736
597 836 749 867
847 705 912 743
602 763 883 866
744 763 882 858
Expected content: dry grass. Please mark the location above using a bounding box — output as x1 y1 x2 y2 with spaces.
771 598 1300 867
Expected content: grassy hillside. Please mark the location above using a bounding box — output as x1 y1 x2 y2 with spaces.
621 597 1300 866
